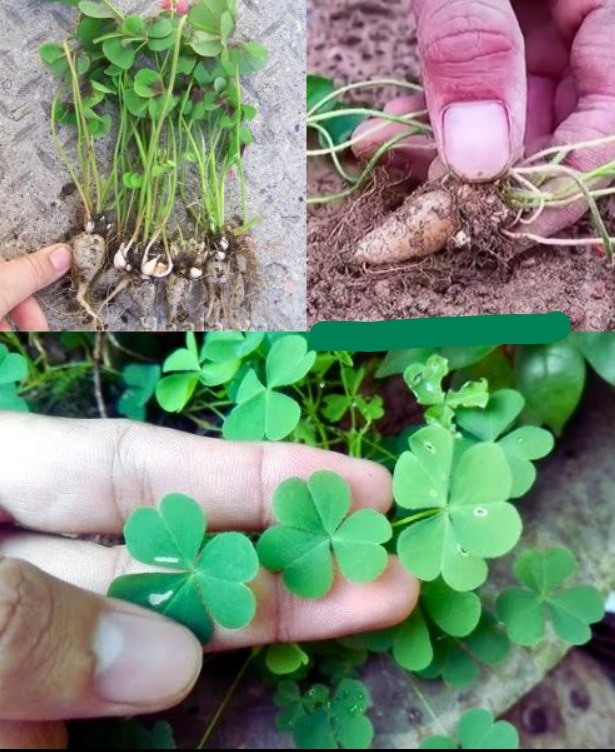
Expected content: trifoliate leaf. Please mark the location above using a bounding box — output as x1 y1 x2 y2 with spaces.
102 38 136 70
420 708 519 749
109 494 259 643
496 548 605 646
456 389 525 442
275 679 373 750
257 471 392 598
394 426 519 591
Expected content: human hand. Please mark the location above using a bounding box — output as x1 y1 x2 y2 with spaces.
0 414 418 748
0 245 72 331
354 0 615 238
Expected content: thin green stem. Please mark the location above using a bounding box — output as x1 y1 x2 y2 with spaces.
196 651 255 749
392 508 442 529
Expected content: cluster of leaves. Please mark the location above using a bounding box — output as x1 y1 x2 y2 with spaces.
40 0 267 241
419 708 519 750
2 333 611 750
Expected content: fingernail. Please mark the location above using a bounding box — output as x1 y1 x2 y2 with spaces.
48 245 72 273
442 101 511 181
92 611 202 706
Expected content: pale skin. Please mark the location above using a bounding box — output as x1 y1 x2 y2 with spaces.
354 0 615 237
0 414 419 749
0 245 72 331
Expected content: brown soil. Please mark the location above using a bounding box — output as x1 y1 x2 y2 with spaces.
307 0 615 330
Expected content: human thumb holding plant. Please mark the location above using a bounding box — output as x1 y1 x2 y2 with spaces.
354 0 615 238
0 245 72 331
0 414 418 748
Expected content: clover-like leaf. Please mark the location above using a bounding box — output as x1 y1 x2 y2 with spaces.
201 331 264 362
457 389 555 497
257 471 392 599
394 426 520 591
0 345 29 412
420 708 519 749
496 547 604 646
102 38 136 70
109 494 259 644
275 678 373 750
133 68 165 98
118 363 161 421
79 1 115 18
266 335 316 388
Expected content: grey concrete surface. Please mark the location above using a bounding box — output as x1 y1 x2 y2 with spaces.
0 0 306 331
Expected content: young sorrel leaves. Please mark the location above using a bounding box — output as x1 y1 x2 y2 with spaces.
404 353 489 430
257 471 392 598
419 708 519 750
393 425 521 591
496 548 605 646
223 335 316 441
109 493 259 643
275 678 374 750
265 643 310 676
0 344 29 412
456 389 555 498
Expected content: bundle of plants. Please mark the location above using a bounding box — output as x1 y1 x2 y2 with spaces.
307 75 615 266
40 0 267 328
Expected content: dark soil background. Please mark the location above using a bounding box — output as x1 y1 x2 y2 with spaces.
307 0 615 330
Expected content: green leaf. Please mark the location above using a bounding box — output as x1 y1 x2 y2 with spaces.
422 579 482 637
110 494 258 643
404 354 447 406
102 38 136 70
266 335 316 388
419 736 458 749
515 341 586 434
190 32 224 58
307 74 335 113
223 371 301 441
266 643 310 675
79 1 115 18
149 18 175 38
457 708 519 749
39 42 70 77
118 363 161 421
456 389 525 441
134 68 164 98
156 373 199 412
123 87 149 116
394 429 519 591
233 42 268 74
0 345 28 412
257 471 392 598
574 332 615 386
220 10 235 40
202 331 264 361
122 14 147 37
124 493 205 569
391 608 434 671
496 547 604 646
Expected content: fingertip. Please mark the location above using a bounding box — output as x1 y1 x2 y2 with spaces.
44 244 72 275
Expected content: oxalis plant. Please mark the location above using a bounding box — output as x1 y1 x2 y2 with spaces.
39 0 267 327
41 332 608 749
2 333 613 747
307 74 615 266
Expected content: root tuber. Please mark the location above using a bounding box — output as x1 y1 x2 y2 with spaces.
352 188 459 265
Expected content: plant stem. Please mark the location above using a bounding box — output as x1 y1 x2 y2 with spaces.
196 651 254 749
392 508 442 529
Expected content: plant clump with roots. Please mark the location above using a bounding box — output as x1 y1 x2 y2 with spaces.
307 75 615 267
40 0 267 328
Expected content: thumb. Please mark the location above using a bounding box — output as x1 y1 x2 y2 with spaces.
412 0 526 181
0 245 72 320
0 557 202 722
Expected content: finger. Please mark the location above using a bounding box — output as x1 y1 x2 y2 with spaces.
0 557 202 721
412 0 526 181
352 96 436 180
0 721 67 749
0 534 419 652
0 245 71 321
7 296 49 332
0 414 393 534
519 2 615 238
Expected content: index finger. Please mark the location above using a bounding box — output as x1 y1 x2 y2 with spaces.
0 413 393 535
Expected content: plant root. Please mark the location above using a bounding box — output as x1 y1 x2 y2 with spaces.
352 188 459 265
72 232 107 329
